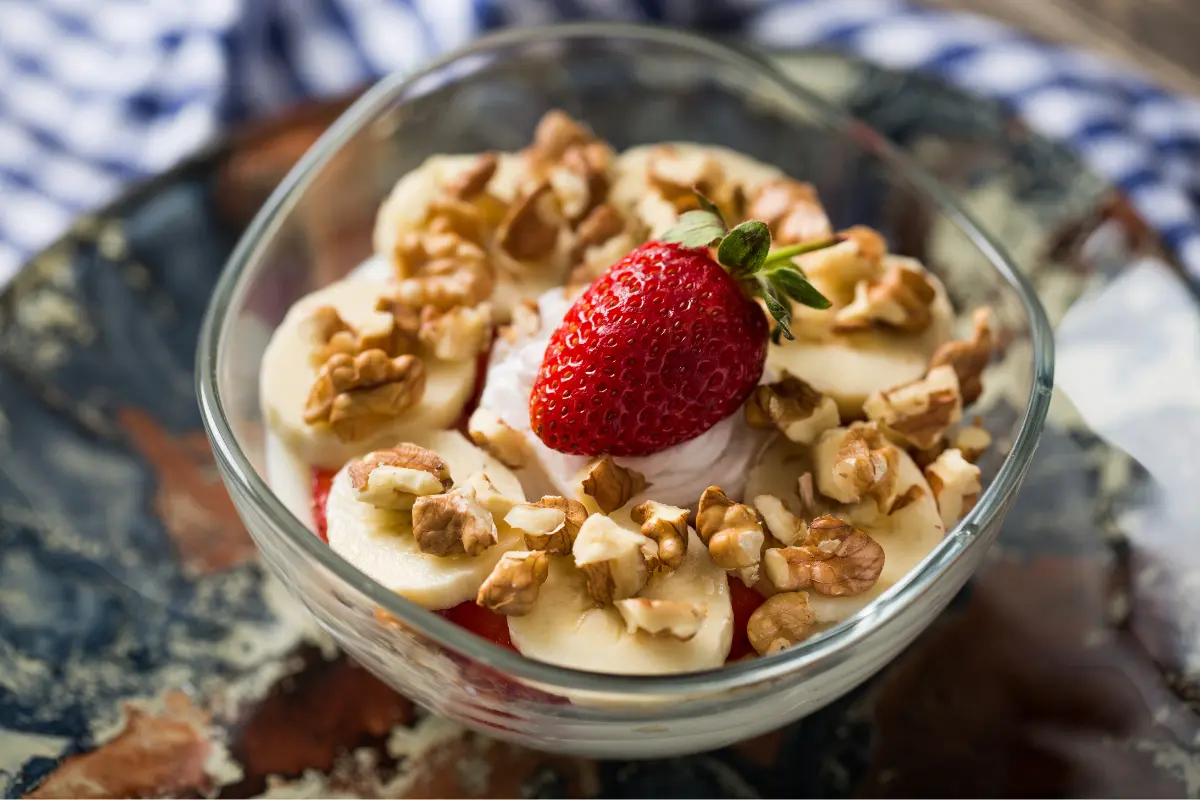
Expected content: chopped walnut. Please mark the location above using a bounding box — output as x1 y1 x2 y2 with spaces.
447 152 499 200
476 550 550 616
461 471 520 519
506 495 587 555
752 494 807 546
834 263 938 334
528 110 594 164
496 182 562 263
697 486 766 581
467 408 534 469
615 598 706 641
303 305 417 369
631 500 689 572
416 303 491 361
745 376 841 445
575 203 624 251
581 456 647 514
747 178 833 245
553 142 612 223
746 592 817 655
347 444 452 510
647 147 724 208
911 438 950 470
794 226 886 302
505 504 567 552
303 351 426 442
864 365 963 451
764 515 885 597
813 424 898 507
391 222 490 281
499 299 541 345
411 487 498 557
953 421 992 462
572 514 649 606
390 251 495 311
929 307 993 405
924 448 982 529
796 472 825 518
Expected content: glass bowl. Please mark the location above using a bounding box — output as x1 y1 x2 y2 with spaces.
197 23 1053 759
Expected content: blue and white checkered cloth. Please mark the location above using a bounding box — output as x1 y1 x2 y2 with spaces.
3 0 1199 283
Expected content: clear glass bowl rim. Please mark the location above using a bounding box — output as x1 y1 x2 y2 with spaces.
196 22 1055 699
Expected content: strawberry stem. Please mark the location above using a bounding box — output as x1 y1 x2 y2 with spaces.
660 190 834 341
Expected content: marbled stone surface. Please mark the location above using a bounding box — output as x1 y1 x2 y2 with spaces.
1 53 1198 798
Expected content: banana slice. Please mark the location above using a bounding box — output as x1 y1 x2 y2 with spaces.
745 431 945 625
508 526 734 675
325 430 527 609
767 258 955 420
372 153 566 320
611 143 784 237
259 279 477 469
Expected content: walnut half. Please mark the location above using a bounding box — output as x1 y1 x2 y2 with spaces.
763 516 885 597
615 598 705 641
411 487 498 557
348 444 452 510
476 550 549 616
581 456 647 514
572 514 649 606
745 376 840 446
303 351 426 442
630 500 689 573
746 592 817 655
697 486 765 583
863 364 963 451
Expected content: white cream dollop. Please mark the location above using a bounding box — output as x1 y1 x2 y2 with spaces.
477 288 770 508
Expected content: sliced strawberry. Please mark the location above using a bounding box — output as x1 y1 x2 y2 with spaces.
311 468 336 542
727 577 766 663
437 601 516 651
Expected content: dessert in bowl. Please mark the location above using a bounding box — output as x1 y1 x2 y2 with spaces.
198 24 1052 757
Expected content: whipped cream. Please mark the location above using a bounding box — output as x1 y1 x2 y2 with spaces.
478 288 770 509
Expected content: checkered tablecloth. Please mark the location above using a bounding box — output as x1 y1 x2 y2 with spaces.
3 0 1198 283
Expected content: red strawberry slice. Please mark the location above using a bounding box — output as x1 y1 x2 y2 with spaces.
531 195 833 457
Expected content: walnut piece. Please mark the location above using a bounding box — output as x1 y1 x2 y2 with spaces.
697 486 766 582
746 592 817 655
764 515 885 596
303 305 417 369
518 495 588 555
418 303 491 361
864 365 963 451
575 203 624 251
467 408 534 469
752 494 807 546
391 223 489 281
411 487 498 557
924 448 982 529
615 598 706 641
303 351 426 442
461 471 520 519
476 550 549 616
572 514 650 606
347 444 452 510
497 182 562 262
929 307 993 405
747 178 833 245
953 421 992 463
813 424 898 507
631 500 689 573
581 456 647 514
447 152 499 200
390 252 495 311
834 263 938 334
500 299 541 345
744 376 841 445
794 225 886 302
528 110 594 164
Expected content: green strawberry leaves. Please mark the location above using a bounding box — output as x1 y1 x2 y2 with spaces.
661 190 834 340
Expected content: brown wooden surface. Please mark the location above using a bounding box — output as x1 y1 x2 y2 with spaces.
923 0 1200 95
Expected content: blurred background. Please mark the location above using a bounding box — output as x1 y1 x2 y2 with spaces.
2 0 1198 282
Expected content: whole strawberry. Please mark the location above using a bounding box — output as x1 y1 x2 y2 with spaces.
530 196 832 457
